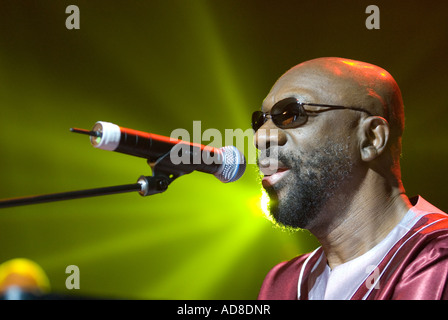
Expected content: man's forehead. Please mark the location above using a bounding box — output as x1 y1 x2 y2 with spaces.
261 88 315 112
261 68 339 112
261 58 392 112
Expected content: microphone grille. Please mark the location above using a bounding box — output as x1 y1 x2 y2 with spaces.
214 146 246 183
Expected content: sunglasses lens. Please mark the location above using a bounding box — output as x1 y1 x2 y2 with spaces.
252 111 265 131
271 100 307 128
252 98 307 131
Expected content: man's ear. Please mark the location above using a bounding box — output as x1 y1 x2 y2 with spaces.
359 117 390 162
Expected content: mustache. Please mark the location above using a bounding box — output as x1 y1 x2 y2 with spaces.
256 148 296 175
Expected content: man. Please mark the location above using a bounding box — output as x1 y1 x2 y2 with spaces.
255 57 448 300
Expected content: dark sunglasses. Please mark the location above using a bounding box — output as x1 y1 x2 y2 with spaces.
252 97 373 132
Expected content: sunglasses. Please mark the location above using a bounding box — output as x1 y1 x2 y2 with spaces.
252 97 373 132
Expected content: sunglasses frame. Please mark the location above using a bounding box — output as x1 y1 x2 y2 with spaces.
252 97 374 132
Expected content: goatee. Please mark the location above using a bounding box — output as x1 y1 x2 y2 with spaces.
260 141 355 229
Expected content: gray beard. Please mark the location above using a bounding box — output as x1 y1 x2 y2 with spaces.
262 141 354 230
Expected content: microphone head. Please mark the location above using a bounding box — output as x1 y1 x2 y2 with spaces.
214 146 246 183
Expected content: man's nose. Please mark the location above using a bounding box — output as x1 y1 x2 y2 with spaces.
254 123 287 150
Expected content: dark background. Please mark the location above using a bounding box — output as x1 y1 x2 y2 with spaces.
0 0 446 299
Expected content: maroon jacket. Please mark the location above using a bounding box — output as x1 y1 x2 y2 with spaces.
258 196 448 300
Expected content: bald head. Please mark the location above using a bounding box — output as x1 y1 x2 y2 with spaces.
270 57 404 140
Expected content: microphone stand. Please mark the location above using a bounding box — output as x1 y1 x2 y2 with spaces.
0 151 191 209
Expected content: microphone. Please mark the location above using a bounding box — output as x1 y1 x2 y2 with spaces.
70 121 246 183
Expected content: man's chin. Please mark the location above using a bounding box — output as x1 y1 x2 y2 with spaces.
264 190 301 229
263 185 317 230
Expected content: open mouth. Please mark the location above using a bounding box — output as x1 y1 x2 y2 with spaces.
261 167 290 188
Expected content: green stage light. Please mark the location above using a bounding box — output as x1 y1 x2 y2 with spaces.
0 1 323 300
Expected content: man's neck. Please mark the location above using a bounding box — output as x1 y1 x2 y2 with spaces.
309 172 412 269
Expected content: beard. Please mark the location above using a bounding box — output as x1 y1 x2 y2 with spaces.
260 141 355 230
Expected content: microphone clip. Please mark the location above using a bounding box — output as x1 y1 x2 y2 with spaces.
138 150 192 197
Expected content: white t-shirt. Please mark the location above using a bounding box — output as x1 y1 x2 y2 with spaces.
302 207 425 300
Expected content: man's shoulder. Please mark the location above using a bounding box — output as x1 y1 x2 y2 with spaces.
406 196 448 239
409 210 448 258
